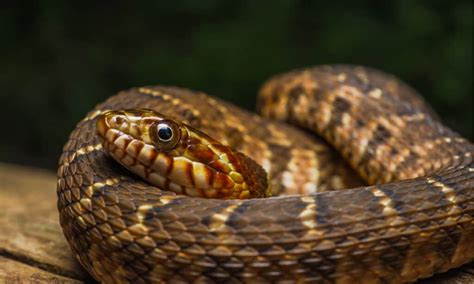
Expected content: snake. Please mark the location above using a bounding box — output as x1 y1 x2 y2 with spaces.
57 65 474 283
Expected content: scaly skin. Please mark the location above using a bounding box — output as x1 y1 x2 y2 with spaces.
96 109 269 199
57 65 473 283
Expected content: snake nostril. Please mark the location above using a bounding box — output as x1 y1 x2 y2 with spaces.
109 116 124 126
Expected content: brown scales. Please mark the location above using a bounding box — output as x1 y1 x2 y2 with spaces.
57 65 474 283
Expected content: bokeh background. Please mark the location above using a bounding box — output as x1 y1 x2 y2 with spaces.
0 1 472 170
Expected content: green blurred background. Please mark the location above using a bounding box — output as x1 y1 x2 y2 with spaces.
0 1 472 170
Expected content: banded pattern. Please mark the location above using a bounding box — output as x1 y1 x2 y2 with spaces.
57 65 474 283
96 109 268 199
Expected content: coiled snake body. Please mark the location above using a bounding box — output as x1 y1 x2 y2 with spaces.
57 65 474 283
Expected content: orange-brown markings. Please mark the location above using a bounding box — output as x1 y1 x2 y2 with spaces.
98 109 263 199
207 145 250 185
428 178 463 225
125 140 144 158
102 110 270 199
106 141 116 154
213 172 235 190
281 149 319 195
242 134 272 176
222 154 241 173
61 143 103 169
258 71 317 121
129 124 142 138
209 143 232 154
384 135 452 181
265 124 291 147
168 157 195 187
228 171 244 184
293 91 312 122
107 113 130 133
370 187 396 216
324 87 416 183
152 153 173 176
112 134 129 150
105 129 119 145
185 144 218 164
118 136 134 160
361 118 403 183
191 162 214 188
71 70 474 282
101 130 135 165
139 88 202 133
186 133 205 145
312 91 338 132
96 116 108 136
298 196 318 229
207 160 232 174
208 202 243 232
137 145 157 167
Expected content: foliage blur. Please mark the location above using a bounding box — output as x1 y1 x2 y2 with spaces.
0 1 472 170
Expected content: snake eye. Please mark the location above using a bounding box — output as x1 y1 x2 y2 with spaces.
151 120 181 150
157 124 173 141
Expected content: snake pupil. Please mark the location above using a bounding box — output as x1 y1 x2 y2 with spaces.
157 124 173 141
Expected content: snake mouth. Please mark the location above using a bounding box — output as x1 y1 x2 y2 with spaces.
96 109 269 199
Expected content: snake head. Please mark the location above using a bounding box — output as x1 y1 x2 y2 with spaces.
96 109 269 199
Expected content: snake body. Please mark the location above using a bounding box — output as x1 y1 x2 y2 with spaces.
57 65 474 283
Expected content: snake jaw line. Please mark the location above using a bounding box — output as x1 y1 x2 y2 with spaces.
96 109 269 199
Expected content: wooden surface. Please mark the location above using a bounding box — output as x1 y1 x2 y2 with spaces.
0 163 472 283
0 163 93 283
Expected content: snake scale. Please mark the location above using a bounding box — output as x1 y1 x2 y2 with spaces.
57 65 474 283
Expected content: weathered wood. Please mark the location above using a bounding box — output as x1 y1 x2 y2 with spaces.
0 256 82 284
0 163 472 283
0 163 93 283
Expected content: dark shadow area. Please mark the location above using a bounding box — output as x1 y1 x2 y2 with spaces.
0 1 472 169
